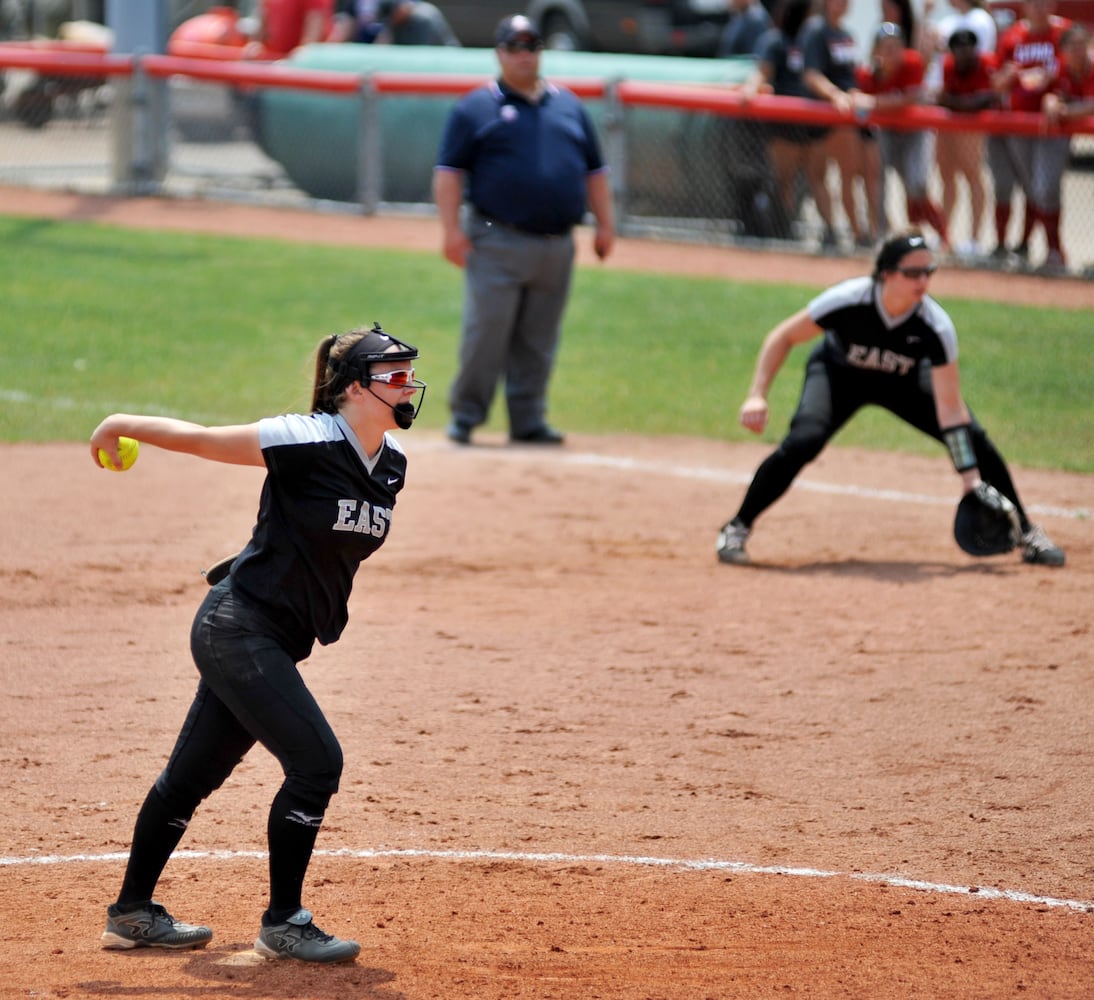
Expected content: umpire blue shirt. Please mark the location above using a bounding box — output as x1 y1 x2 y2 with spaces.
436 78 607 236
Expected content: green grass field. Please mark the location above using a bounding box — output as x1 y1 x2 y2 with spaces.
2 214 1091 474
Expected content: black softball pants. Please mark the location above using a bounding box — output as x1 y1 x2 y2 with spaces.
734 346 1029 530
114 581 343 922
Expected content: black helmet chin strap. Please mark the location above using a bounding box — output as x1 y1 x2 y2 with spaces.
326 322 425 426
366 386 422 429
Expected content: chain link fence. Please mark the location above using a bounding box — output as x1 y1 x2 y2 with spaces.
1 54 1092 277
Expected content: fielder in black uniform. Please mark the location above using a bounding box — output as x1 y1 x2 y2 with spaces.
716 230 1065 567
89 324 427 963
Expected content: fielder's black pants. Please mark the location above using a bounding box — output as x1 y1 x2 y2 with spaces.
734 346 1029 531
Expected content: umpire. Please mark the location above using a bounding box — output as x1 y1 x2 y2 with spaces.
433 14 614 446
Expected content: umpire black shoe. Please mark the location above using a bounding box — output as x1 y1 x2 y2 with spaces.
446 420 472 445
511 426 565 445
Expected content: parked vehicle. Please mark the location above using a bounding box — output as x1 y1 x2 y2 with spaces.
161 2 724 57
436 1 730 57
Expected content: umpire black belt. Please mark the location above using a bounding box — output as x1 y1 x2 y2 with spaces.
472 209 572 238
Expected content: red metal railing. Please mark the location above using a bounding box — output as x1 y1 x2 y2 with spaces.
2 43 1091 136
613 81 1093 138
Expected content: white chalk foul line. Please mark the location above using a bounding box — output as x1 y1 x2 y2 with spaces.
2 847 1090 913
423 443 1088 522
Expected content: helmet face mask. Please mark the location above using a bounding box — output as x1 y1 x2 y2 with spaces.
338 322 426 428
341 322 418 383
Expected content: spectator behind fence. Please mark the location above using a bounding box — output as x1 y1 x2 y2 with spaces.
329 0 383 43
801 0 884 251
988 0 1072 266
718 0 774 57
934 0 997 56
880 0 932 59
373 0 460 46
245 0 334 59
922 0 998 100
718 0 775 238
433 15 614 447
742 0 838 244
1039 24 1094 272
935 28 998 257
855 23 950 251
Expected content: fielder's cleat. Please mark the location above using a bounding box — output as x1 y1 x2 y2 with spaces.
716 519 751 565
254 908 360 964
1020 525 1065 566
101 902 213 951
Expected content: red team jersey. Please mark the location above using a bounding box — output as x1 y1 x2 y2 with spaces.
996 16 1072 110
855 48 926 96
942 51 999 97
1050 61 1094 103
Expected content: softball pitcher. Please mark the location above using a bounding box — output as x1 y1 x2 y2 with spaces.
89 323 426 963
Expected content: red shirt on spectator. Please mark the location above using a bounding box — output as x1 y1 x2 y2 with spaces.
996 16 1071 110
942 50 998 98
855 48 925 97
1050 59 1094 103
260 0 334 58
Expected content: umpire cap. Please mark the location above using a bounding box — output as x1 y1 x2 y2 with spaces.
495 14 542 46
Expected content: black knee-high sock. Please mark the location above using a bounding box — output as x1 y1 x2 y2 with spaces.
735 444 812 528
265 786 325 923
116 785 193 907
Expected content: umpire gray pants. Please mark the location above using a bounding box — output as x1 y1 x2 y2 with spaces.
449 211 575 436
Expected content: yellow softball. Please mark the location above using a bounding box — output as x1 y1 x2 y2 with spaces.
98 436 140 472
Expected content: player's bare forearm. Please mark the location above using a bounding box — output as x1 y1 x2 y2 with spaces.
931 363 971 429
90 414 265 467
748 309 820 398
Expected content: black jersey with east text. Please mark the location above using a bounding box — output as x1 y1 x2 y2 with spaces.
808 276 958 378
229 412 407 659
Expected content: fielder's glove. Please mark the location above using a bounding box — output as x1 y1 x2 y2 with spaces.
954 483 1021 556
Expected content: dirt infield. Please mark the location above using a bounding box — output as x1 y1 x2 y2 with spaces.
1 189 1092 998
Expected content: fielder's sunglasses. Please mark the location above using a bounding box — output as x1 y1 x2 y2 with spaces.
897 265 937 279
368 369 427 389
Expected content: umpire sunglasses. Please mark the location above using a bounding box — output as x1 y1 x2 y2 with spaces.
501 38 543 53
